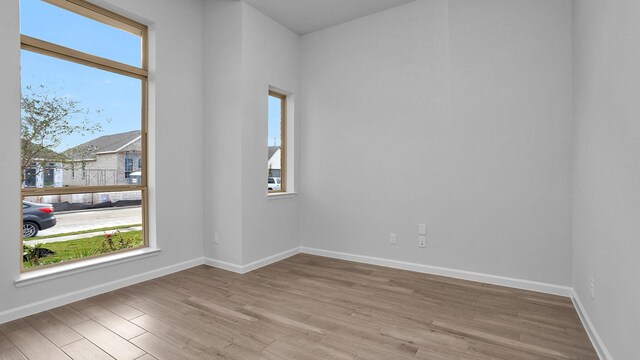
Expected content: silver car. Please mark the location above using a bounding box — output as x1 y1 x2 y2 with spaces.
23 201 56 238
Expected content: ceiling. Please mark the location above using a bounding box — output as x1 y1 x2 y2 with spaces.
242 0 416 36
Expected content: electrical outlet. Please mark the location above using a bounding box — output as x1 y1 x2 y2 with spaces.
213 232 220 244
389 233 397 244
419 235 426 248
419 224 426 235
590 278 595 299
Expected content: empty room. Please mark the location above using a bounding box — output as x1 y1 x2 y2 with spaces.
0 0 637 359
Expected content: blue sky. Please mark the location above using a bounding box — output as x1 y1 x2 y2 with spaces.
268 96 282 147
20 0 142 152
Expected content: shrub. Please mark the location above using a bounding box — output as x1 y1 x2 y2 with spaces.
100 231 140 252
23 243 55 266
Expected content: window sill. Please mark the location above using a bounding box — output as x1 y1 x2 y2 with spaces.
15 247 162 287
268 192 298 200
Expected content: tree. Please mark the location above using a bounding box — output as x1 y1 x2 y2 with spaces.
20 85 104 184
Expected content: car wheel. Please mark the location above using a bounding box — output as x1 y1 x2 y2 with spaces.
23 222 38 238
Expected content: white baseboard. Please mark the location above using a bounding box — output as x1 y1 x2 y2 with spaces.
0 257 204 325
203 257 245 273
242 247 300 273
204 247 300 274
571 290 612 360
299 247 573 297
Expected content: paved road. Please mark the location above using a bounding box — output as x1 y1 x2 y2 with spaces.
38 206 142 237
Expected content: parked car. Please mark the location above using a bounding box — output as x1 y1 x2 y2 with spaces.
268 177 281 191
22 201 56 238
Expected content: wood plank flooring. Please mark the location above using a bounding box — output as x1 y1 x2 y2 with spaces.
0 254 598 359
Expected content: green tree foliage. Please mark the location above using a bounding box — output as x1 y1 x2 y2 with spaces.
20 85 103 182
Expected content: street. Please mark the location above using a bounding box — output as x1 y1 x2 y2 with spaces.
38 206 142 236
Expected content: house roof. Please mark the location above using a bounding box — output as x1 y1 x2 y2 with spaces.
22 139 61 161
65 130 141 160
268 146 281 160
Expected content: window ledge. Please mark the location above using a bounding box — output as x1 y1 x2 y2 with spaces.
15 247 162 287
268 192 298 200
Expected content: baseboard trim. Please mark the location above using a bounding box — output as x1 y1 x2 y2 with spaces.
204 247 300 274
299 247 573 297
0 257 204 325
242 247 300 273
571 290 612 360
203 257 244 273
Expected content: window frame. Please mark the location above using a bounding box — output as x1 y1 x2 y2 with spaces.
19 0 149 272
268 90 287 194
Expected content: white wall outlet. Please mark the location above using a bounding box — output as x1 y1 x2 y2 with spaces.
213 232 220 244
389 233 397 244
590 278 595 299
419 224 426 235
419 235 426 248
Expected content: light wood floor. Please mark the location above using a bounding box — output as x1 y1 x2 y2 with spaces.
0 254 597 360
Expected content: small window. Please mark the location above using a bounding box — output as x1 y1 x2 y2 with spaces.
24 167 37 187
124 152 133 178
268 91 287 193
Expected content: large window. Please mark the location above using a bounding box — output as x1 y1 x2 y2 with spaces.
20 0 148 270
268 90 287 193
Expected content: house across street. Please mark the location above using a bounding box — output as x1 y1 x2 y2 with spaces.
23 130 143 189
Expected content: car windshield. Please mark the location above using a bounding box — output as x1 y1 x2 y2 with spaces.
268 178 275 183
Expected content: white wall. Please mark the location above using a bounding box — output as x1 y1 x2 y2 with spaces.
300 0 573 285
0 0 204 317
240 3 300 264
203 1 300 266
203 0 244 265
573 0 640 358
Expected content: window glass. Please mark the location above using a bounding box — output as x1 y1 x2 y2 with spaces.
20 0 142 67
268 92 286 193
20 0 148 271
21 50 143 189
22 190 144 269
268 95 282 149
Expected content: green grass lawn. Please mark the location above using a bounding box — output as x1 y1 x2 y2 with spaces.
23 230 143 269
